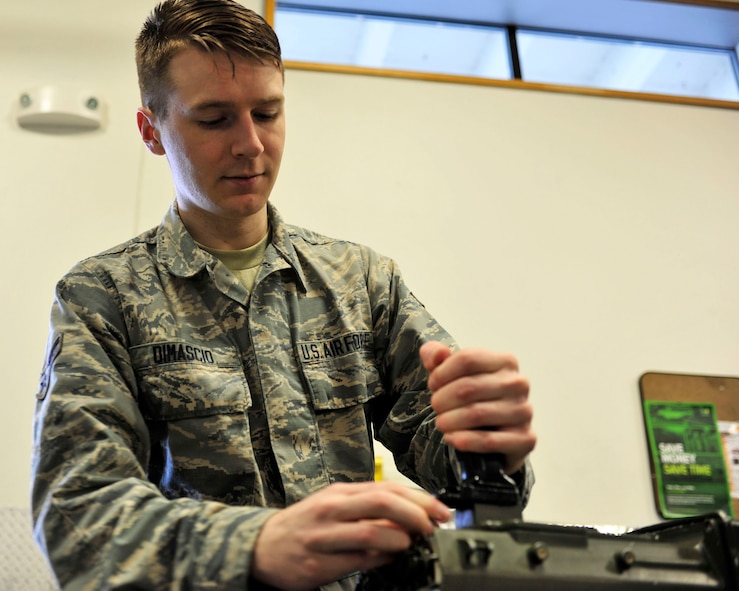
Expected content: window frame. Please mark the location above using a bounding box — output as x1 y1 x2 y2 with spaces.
265 0 739 111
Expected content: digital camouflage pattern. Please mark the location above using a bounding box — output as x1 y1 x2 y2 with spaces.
32 203 532 591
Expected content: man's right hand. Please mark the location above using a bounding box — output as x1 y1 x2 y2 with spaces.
250 481 451 591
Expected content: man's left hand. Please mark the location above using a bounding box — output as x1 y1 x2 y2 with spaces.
419 341 536 474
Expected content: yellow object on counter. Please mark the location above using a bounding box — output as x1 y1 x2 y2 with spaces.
374 456 383 481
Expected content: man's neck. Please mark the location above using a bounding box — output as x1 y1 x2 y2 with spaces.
178 203 269 250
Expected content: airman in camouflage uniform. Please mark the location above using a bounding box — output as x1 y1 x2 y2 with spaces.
31 1 535 590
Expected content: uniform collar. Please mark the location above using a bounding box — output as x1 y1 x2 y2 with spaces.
265 203 309 291
156 201 308 291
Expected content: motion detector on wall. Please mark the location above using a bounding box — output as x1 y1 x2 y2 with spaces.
15 86 106 132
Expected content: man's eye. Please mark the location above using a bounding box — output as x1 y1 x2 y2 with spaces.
198 117 228 128
254 111 279 122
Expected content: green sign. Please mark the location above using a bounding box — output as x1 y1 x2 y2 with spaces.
644 400 733 519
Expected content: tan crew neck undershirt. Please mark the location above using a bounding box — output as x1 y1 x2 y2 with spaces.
198 231 270 293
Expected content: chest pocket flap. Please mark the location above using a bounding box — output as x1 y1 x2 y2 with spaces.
130 341 250 420
297 332 382 410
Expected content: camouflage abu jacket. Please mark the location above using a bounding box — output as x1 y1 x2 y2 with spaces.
32 203 532 591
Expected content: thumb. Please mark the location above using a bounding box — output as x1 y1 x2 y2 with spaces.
419 341 452 375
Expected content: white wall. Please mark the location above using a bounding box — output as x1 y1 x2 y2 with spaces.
263 72 739 528
2 0 738 531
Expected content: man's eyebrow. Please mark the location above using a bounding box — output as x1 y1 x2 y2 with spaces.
191 96 285 111
259 96 285 106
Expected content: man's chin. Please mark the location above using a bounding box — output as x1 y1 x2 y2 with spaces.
219 195 270 219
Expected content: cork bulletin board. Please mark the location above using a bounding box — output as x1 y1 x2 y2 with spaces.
640 371 739 519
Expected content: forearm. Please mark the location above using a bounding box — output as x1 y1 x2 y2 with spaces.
36 478 277 590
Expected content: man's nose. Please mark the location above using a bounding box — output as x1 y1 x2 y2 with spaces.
232 115 264 158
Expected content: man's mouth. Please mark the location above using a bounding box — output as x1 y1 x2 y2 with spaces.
225 172 261 180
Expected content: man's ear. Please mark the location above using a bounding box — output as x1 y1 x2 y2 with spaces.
137 108 165 155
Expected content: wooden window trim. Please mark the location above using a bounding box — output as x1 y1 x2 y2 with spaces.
265 0 739 111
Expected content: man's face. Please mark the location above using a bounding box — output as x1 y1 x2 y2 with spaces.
140 47 285 225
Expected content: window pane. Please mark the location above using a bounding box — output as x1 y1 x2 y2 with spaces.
275 8 512 80
517 30 739 102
